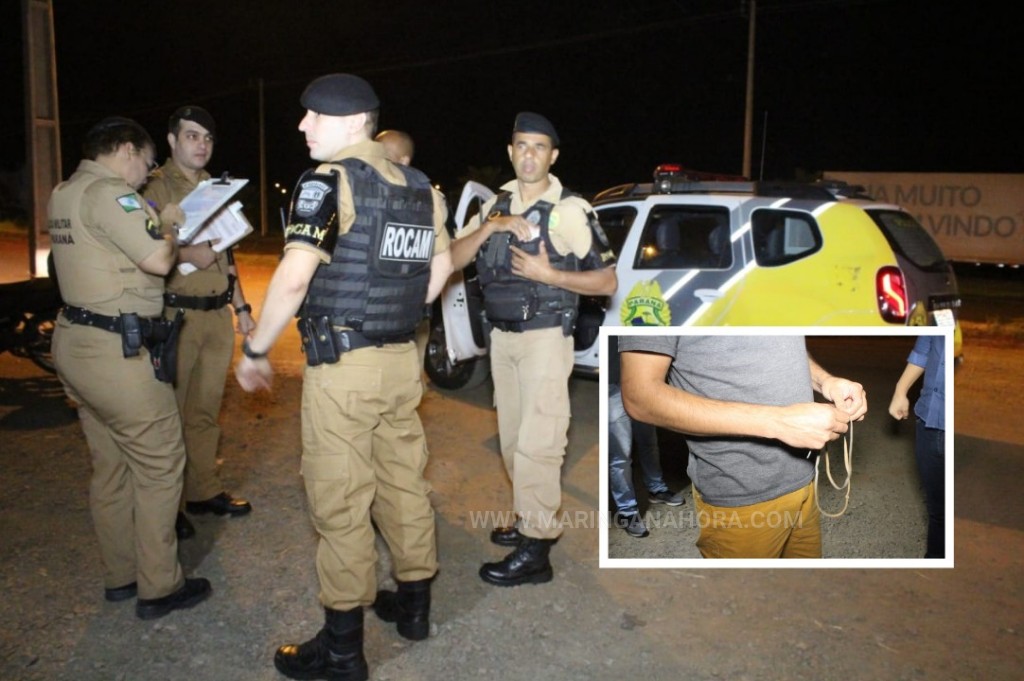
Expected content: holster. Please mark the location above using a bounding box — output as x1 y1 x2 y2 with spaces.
146 309 185 384
300 316 339 367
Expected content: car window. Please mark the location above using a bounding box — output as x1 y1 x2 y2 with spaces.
867 209 948 270
752 209 822 267
634 206 732 270
593 206 636 257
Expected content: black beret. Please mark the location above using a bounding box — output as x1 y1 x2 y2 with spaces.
169 105 216 138
301 74 380 116
512 111 559 147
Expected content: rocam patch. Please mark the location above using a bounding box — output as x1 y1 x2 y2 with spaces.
294 178 333 217
117 193 143 213
620 280 672 326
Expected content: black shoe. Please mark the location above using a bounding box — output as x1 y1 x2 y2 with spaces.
104 582 137 602
185 491 252 517
372 577 432 641
135 577 212 620
175 512 196 540
274 607 368 681
480 537 555 587
490 523 522 547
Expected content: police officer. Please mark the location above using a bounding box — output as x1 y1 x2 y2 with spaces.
48 117 211 619
449 112 617 586
143 106 255 540
235 74 453 681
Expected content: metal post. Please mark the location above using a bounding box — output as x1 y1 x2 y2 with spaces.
259 77 268 236
741 0 756 180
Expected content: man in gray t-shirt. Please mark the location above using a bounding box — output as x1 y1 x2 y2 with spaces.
618 335 867 558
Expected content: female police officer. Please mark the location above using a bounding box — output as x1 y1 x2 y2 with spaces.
48 117 211 619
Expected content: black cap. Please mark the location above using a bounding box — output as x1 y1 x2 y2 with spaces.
512 111 559 147
169 105 216 138
300 74 380 116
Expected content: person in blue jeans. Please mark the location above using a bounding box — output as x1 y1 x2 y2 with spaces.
888 335 946 558
608 336 684 538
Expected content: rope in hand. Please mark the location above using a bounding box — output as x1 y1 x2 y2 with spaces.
809 419 853 518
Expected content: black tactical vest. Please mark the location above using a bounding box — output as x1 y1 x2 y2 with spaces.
475 191 579 332
302 159 435 340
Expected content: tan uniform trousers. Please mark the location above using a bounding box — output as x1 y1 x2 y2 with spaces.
489 326 574 540
52 318 186 598
170 306 234 502
300 341 437 611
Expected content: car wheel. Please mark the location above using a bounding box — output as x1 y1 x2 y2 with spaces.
423 314 489 390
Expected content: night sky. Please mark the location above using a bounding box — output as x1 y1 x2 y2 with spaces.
1 0 1020 209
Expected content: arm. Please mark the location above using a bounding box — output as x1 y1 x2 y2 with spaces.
808 353 868 421
234 248 321 391
889 362 925 420
620 350 851 450
425 249 454 304
229 260 256 335
449 214 535 271
510 240 617 295
135 203 183 275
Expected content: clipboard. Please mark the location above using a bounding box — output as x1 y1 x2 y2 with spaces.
177 174 249 244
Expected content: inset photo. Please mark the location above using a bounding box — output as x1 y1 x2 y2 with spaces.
599 326 953 569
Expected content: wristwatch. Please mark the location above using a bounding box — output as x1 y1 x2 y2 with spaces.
242 339 267 359
234 303 252 315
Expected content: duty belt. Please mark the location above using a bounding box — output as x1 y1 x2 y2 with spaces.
163 288 231 311
489 313 565 333
62 305 163 335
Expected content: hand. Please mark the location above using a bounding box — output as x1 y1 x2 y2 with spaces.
235 355 273 392
180 241 218 269
820 376 868 421
773 403 852 450
159 203 185 232
888 392 910 420
235 310 257 336
510 240 555 284
487 214 535 241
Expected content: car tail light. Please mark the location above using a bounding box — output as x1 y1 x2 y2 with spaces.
876 266 908 323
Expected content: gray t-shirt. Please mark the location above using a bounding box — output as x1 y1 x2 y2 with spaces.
617 335 815 506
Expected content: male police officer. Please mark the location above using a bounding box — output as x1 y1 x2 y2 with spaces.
449 112 617 586
235 74 452 681
144 106 255 540
48 117 211 619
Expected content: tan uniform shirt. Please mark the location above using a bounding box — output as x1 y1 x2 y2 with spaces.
457 173 594 258
47 160 169 317
143 161 232 297
284 139 450 263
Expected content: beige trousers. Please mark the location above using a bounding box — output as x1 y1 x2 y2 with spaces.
53 318 186 599
300 341 437 611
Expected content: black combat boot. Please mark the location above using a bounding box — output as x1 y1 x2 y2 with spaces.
372 576 432 641
273 606 368 681
479 536 555 586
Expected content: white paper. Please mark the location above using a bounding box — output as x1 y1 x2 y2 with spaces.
177 201 254 275
176 177 249 244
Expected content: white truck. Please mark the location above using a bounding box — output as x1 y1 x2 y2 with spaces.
823 172 1024 266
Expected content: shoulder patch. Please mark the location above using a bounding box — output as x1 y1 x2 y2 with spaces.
295 177 333 217
117 194 143 213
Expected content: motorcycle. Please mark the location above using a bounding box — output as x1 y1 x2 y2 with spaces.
0 275 62 374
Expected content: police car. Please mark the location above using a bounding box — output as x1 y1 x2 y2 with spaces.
425 166 962 389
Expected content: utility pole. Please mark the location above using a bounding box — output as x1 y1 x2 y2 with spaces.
22 0 61 277
741 0 756 179
258 77 268 236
